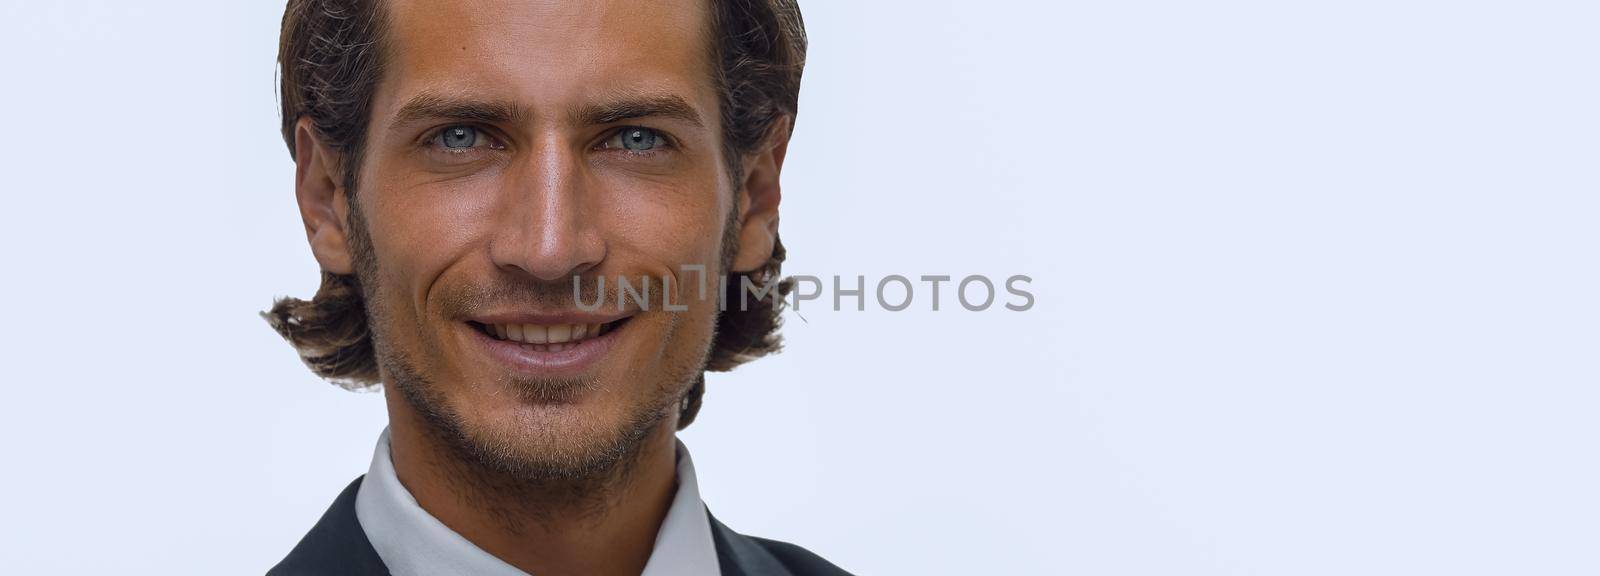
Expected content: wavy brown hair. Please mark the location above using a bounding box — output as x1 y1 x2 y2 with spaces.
264 0 806 429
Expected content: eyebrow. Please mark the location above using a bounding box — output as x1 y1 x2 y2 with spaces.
388 92 524 132
576 93 704 128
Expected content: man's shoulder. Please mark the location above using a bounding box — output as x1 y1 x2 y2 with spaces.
267 476 389 576
746 536 854 576
707 510 854 576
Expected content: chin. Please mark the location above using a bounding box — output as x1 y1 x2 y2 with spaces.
387 310 701 480
438 381 671 481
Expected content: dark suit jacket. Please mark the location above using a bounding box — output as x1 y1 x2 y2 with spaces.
268 477 852 576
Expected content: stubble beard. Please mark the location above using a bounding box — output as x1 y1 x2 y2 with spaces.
345 201 709 530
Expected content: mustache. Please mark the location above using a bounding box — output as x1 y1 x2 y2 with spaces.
437 274 614 316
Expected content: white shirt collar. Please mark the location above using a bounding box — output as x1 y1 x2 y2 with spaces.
355 427 722 576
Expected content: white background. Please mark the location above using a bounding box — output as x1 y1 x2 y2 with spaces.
2 1 1597 574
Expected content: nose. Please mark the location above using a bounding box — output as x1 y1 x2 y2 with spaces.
489 135 606 282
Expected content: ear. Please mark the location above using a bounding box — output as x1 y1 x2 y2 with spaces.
293 117 355 275
729 120 791 273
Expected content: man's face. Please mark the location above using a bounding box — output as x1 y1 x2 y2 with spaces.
347 0 737 476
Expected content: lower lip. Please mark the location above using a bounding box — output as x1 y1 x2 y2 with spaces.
467 321 625 378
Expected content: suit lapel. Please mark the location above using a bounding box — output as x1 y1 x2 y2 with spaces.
268 477 391 575
706 507 795 576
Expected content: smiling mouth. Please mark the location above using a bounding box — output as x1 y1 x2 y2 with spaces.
468 319 627 352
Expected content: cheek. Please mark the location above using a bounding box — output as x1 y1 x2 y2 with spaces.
595 169 730 266
359 170 498 325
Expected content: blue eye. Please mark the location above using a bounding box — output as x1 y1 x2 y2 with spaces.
439 125 480 149
613 127 664 152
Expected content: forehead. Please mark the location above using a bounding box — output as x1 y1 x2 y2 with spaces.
379 0 715 116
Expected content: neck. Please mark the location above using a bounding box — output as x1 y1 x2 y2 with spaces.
385 393 680 576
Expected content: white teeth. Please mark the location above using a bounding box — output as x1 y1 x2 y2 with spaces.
489 323 606 346
548 324 572 343
524 324 548 344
